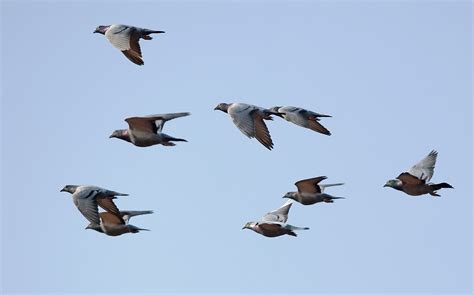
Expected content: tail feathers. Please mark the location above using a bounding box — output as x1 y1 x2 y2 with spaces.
169 137 187 142
320 192 344 201
110 191 128 196
431 182 454 190
142 30 165 39
287 225 310 231
128 225 150 233
313 113 332 118
148 30 165 34
163 135 188 143
288 226 310 237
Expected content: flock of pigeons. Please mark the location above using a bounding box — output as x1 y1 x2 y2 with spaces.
60 24 454 238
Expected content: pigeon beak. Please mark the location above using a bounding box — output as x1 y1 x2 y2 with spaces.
214 107 219 110
93 29 99 34
383 184 389 187
60 188 65 192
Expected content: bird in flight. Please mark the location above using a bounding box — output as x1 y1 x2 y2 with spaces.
94 24 165 65
384 150 453 197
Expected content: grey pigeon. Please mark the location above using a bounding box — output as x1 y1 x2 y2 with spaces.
384 150 453 197
242 200 309 238
269 106 332 135
60 185 127 225
283 176 344 205
93 24 165 65
86 210 153 236
214 102 279 150
110 112 190 147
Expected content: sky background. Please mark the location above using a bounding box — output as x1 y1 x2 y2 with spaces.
1 1 472 294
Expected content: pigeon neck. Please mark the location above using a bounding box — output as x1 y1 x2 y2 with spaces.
117 130 131 142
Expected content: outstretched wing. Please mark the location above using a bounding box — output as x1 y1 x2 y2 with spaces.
228 104 256 138
73 195 100 224
105 25 144 65
250 110 273 150
262 200 292 223
294 176 327 194
407 150 438 182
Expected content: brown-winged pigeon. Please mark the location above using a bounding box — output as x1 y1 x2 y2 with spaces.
384 150 453 197
283 176 344 205
94 24 165 65
214 102 279 150
110 112 190 147
242 200 309 238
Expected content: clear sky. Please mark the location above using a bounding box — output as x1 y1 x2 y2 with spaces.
1 1 472 294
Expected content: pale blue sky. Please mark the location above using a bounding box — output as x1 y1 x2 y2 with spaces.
1 1 472 294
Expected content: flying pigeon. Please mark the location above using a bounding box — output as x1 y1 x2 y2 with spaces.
110 112 190 147
268 106 332 135
242 200 309 238
60 185 127 225
283 176 344 205
214 102 279 150
93 24 165 65
384 150 453 197
86 210 153 236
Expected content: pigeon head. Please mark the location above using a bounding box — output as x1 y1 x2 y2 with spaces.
384 179 402 189
60 185 79 194
282 192 297 200
214 103 230 113
93 25 110 35
242 221 257 230
85 223 103 233
109 129 131 142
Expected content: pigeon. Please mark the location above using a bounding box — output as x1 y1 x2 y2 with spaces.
86 210 153 236
214 103 279 150
268 106 332 135
60 185 127 225
242 200 309 238
283 176 345 205
93 24 165 65
384 150 453 197
110 112 190 147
